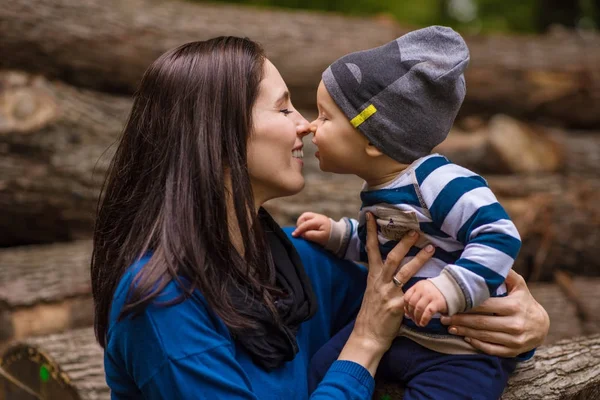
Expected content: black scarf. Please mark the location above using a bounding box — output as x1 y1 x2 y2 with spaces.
230 208 318 370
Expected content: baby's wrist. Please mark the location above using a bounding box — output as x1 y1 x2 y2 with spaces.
325 218 347 254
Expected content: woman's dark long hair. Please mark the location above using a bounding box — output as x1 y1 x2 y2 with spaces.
91 37 281 348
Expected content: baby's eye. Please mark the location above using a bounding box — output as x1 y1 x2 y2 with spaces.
280 109 294 116
318 115 328 122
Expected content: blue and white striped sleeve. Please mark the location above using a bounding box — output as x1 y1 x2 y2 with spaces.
414 156 521 314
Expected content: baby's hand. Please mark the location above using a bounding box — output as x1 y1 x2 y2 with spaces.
404 280 448 327
292 212 331 247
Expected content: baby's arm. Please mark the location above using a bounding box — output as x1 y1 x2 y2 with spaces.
293 212 362 261
416 159 522 316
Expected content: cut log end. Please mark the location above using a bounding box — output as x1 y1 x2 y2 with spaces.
0 71 60 134
1 329 108 400
1 343 80 400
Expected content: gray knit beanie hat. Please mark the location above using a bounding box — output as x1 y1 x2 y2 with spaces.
322 26 469 164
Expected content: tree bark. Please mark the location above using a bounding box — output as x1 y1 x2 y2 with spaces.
484 175 600 280
1 0 600 128
435 115 600 177
1 328 598 400
1 71 599 276
529 275 600 344
0 241 94 347
374 334 600 400
0 70 124 246
3 239 599 345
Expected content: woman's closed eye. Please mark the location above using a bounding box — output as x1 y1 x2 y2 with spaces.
280 108 294 116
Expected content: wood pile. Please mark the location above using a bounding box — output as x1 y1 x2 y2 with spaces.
2 327 599 399
0 0 599 398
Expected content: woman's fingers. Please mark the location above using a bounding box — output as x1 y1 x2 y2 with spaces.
443 313 524 335
448 323 523 346
364 213 435 283
383 231 421 281
463 296 520 317
465 337 518 358
365 213 383 270
504 269 526 292
391 244 435 286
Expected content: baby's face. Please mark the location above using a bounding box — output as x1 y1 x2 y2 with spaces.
310 81 369 174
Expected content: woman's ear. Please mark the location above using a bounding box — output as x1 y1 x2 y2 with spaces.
364 142 384 158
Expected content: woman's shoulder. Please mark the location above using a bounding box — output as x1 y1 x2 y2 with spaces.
282 226 367 286
107 255 233 362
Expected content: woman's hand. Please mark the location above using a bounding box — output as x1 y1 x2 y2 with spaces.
441 270 550 357
338 213 435 376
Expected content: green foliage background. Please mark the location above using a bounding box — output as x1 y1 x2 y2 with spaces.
194 0 598 33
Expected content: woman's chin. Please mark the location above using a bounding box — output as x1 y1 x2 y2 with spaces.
285 176 305 196
266 177 305 201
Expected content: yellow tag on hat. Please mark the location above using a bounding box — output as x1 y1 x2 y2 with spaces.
350 104 377 128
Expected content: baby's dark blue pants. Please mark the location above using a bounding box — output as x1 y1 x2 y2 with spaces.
308 321 517 400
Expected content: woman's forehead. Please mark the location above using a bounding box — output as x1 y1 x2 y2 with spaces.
260 60 288 99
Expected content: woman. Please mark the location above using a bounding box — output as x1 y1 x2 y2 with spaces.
92 37 549 399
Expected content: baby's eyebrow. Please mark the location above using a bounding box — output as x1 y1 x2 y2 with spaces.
317 101 328 114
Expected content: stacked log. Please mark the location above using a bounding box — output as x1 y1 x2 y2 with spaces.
1 239 598 350
1 71 599 279
374 335 600 399
0 71 122 246
0 241 94 348
1 328 599 400
436 115 599 177
1 0 599 127
0 0 599 396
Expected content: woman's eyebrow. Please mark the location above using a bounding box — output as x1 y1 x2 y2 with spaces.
275 91 290 106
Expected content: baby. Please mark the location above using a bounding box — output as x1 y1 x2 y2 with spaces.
294 26 522 399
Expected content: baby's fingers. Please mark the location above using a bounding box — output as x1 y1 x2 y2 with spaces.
292 219 321 237
404 286 414 304
296 212 317 226
405 289 421 318
414 296 432 327
418 303 436 327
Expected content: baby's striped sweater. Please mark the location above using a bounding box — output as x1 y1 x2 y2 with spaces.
327 154 521 354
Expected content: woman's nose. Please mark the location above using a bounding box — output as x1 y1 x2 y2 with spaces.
296 123 312 139
294 113 312 138
295 111 309 127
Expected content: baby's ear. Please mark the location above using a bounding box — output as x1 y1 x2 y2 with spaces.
364 142 384 157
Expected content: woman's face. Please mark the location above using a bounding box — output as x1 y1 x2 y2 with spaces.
248 59 309 206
